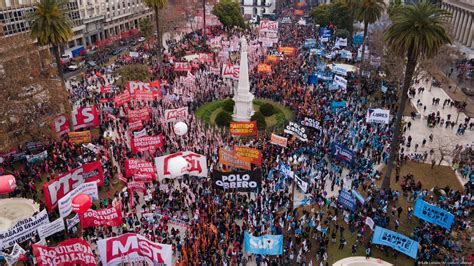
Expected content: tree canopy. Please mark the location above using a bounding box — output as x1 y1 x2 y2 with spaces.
310 2 352 31
29 0 72 46
212 0 246 30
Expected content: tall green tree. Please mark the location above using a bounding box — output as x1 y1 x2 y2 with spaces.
29 0 73 78
310 2 352 31
382 1 451 189
355 0 386 64
212 0 246 30
144 0 167 77
341 0 360 47
139 17 154 40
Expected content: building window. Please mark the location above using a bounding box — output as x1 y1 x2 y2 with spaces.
253 0 257 5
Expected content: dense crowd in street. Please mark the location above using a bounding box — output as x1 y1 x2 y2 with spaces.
0 5 472 266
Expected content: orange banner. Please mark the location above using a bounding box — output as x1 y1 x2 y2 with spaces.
257 64 272 74
219 148 252 170
278 46 297 56
229 121 257 136
270 133 288 147
68 131 92 144
296 2 306 7
294 9 304 15
234 146 262 166
266 55 279 64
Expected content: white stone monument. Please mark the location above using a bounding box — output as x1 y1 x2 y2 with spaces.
232 36 255 122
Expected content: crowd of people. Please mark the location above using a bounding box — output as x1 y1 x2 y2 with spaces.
0 4 472 266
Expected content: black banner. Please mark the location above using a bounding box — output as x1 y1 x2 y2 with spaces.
212 170 262 192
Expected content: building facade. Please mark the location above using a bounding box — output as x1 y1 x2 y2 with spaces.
0 0 152 51
442 0 474 49
240 0 275 18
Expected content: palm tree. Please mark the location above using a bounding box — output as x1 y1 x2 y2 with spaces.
355 0 386 64
29 0 73 78
382 1 451 189
144 0 167 77
341 0 359 47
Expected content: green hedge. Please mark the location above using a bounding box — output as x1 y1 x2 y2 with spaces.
215 111 233 127
260 103 275 116
222 99 235 112
251 111 266 130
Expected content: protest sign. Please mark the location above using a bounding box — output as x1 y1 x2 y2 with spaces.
278 161 293 179
133 128 147 138
32 238 96 266
333 75 348 90
338 189 356 211
43 161 103 210
113 90 131 107
67 131 92 144
52 114 70 136
234 146 262 166
155 151 208 179
26 150 48 164
218 148 252 170
230 121 257 136
131 134 164 154
174 61 191 72
164 107 188 123
58 182 98 217
66 214 80 230
0 210 49 249
257 63 272 73
372 226 419 259
304 39 317 49
266 55 279 64
128 81 161 98
284 122 308 142
212 170 262 192
330 100 347 109
414 198 455 230
71 106 99 130
244 232 283 255
331 142 355 163
352 190 365 204
1 243 25 265
80 204 123 228
366 108 390 124
270 133 287 147
37 218 65 239
259 20 278 31
300 117 321 130
365 217 375 230
124 159 156 180
97 233 173 265
277 47 296 56
295 175 308 193
128 107 150 123
133 89 154 101
222 64 240 80
127 181 147 193
129 120 143 131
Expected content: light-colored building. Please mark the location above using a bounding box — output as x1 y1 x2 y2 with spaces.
0 0 152 50
240 0 275 18
442 0 474 49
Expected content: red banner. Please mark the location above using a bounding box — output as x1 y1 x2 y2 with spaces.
113 91 131 107
154 151 208 179
71 106 99 131
100 86 111 94
133 90 154 101
164 107 188 123
128 108 150 123
222 64 240 80
43 161 104 210
278 46 297 56
124 159 156 180
129 120 143 131
257 63 272 73
127 181 146 193
128 81 161 99
52 114 70 137
80 204 123 228
131 134 164 154
174 62 191 72
229 121 257 136
198 53 214 63
32 238 96 266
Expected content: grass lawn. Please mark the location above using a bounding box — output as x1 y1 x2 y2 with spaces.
302 161 463 265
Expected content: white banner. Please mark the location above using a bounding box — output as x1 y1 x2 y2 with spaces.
284 122 308 142
365 216 375 230
164 107 188 123
295 175 308 193
333 75 348 90
133 128 147 138
97 233 173 265
66 214 80 230
366 108 390 124
335 38 347 47
222 64 240 80
37 218 65 239
58 182 98 217
0 209 49 249
155 151 208 180
1 243 26 265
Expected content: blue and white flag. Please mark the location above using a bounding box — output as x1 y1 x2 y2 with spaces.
244 232 283 255
351 190 365 204
278 161 293 179
330 100 346 109
304 38 317 49
333 75 348 90
331 142 354 163
414 198 455 230
372 226 419 259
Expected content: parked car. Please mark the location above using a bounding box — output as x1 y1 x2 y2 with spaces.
138 37 146 42
66 64 79 71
